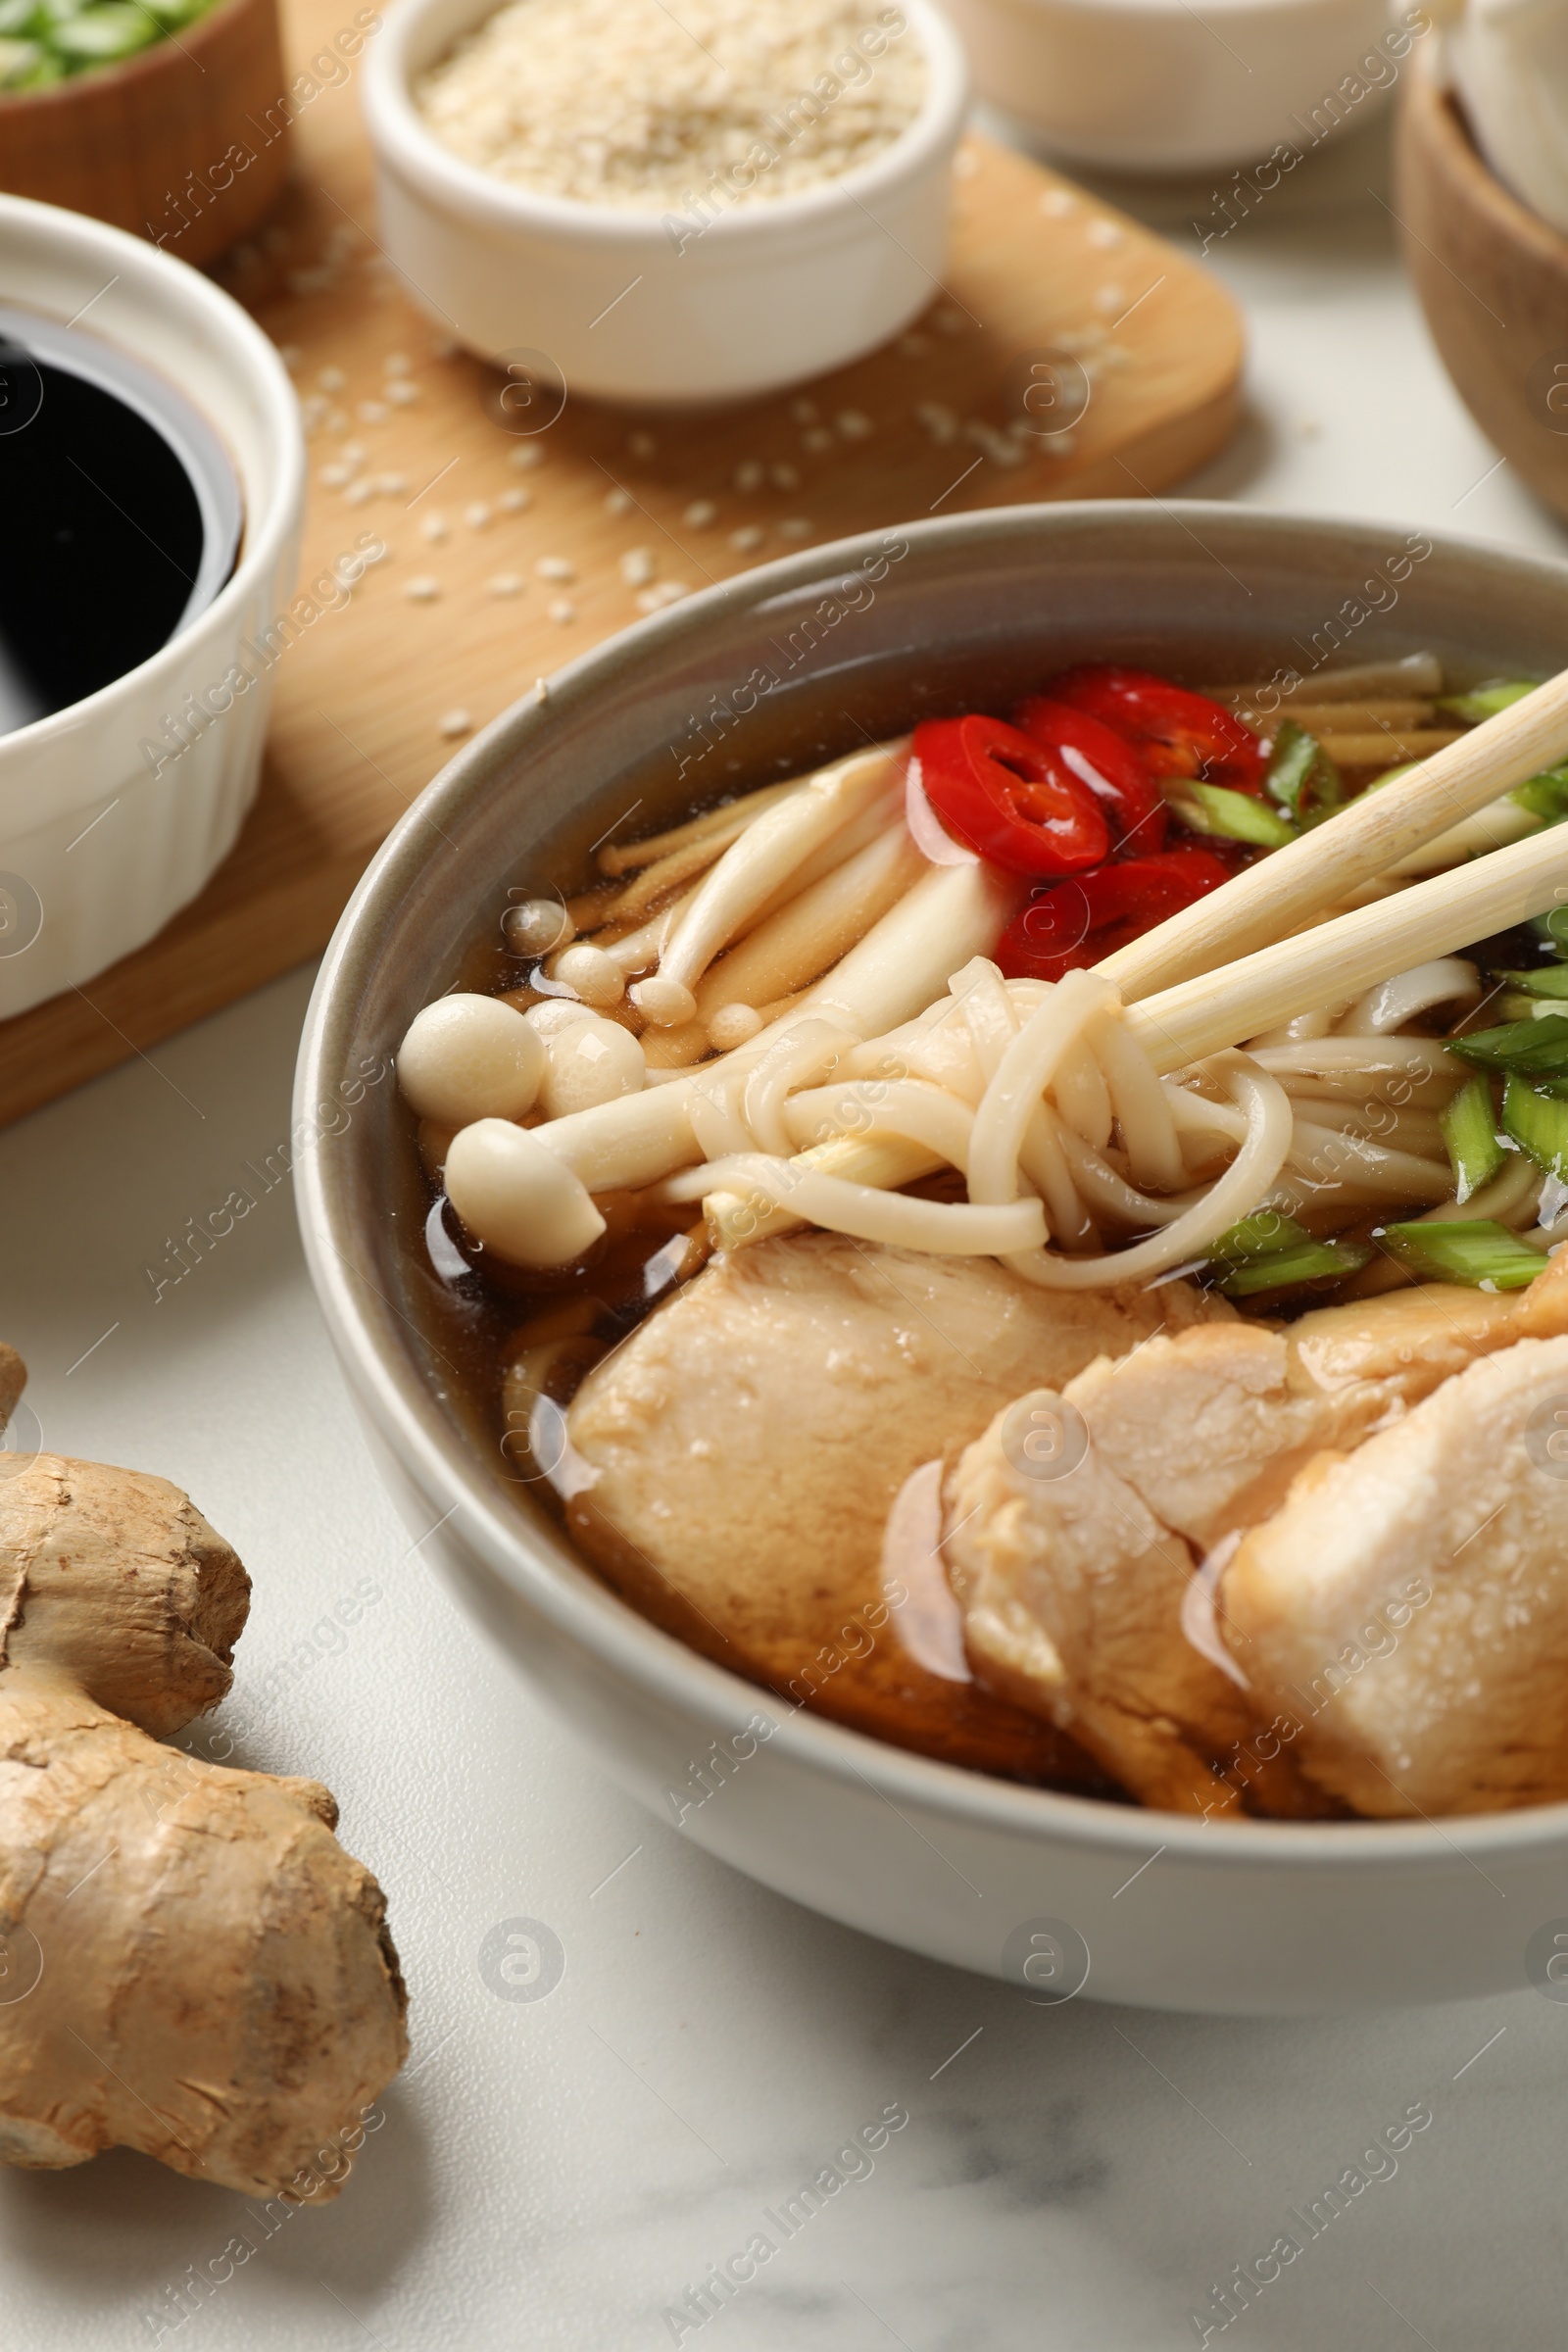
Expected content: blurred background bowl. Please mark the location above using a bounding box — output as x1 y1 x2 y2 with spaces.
0 0 290 267
1396 39 1568 525
948 0 1401 174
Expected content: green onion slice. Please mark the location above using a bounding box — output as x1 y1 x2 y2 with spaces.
1440 1074 1504 1205
1377 1219 1546 1289
1438 681 1539 722
1175 782 1298 850
1498 965 1568 999
1446 1015 1568 1082
1501 1077 1568 1180
1203 1210 1369 1296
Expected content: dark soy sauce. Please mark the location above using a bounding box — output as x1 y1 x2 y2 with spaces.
0 309 241 736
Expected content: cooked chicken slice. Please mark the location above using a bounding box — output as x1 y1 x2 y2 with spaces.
943 1257 1568 1811
1223 1334 1568 1816
943 1413 1274 1815
563 1230 1228 1785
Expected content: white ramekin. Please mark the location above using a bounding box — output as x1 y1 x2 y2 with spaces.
362 0 968 405
949 0 1405 175
0 195 304 1023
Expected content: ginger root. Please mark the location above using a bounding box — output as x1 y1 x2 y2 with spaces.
0 1348 408 2197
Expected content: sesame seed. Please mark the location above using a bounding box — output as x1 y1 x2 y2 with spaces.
836 410 872 439
385 380 420 405
340 441 367 464
770 463 800 490
512 443 544 467
420 514 448 542
914 401 957 444
728 525 763 552
488 571 525 596
384 352 412 374
790 397 819 423
733 460 764 491
1086 219 1123 249
1042 187 1075 216
405 576 443 601
466 501 493 528
438 708 472 737
359 400 390 422
536 556 575 581
683 499 717 527
620 547 656 586
628 431 657 458
635 581 689 612
1094 283 1127 314
324 407 348 432
317 366 346 391
549 597 577 622
498 486 531 512
346 480 373 504
1045 432 1077 458
375 472 408 494
801 427 834 453
319 464 353 488
277 343 303 369
777 517 812 538
605 487 634 514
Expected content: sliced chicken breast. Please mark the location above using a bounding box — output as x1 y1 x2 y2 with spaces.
1223 1333 1568 1816
563 1230 1227 1785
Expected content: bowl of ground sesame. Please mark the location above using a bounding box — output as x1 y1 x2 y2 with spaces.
362 0 968 406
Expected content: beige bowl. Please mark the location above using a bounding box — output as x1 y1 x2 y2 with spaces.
296 502 1568 2017
1396 45 1568 525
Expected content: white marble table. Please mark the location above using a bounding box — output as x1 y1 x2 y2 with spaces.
5 109 1568 2352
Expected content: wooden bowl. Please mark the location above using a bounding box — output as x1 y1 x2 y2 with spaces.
0 0 290 269
1396 47 1568 524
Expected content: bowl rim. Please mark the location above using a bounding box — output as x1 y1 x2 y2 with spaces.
363 0 968 250
295 496 1568 1874
0 191 303 774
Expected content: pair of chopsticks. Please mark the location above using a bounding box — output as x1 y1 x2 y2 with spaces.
1101 671 1568 1072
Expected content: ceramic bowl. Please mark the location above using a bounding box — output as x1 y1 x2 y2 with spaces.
295 500 1568 2018
0 193 304 1021
0 0 291 266
361 0 968 405
1396 42 1568 527
948 0 1406 174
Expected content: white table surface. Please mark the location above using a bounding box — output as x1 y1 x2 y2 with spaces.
6 105 1568 2352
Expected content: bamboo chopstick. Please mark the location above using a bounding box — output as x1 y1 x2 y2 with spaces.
1123 820 1568 1074
1100 669 1568 1002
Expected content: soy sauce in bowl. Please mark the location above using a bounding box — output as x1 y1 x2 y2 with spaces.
0 306 243 736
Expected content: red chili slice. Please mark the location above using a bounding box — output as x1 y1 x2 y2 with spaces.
996 848 1238 983
1039 664 1268 797
1012 695 1166 854
911 713 1108 878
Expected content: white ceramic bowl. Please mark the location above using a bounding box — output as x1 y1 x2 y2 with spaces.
949 0 1402 174
362 0 968 405
0 194 304 1021
296 502 1568 2017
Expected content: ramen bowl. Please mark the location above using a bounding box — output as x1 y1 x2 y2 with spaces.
296 501 1568 2016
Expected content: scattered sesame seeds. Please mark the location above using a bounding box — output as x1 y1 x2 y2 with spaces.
1094 283 1127 315
324 407 349 432
620 548 657 586
733 460 763 492
728 525 763 552
384 352 412 374
801 426 834 453
318 366 346 391
346 480 373 505
790 398 819 423
341 441 367 464
770 463 800 490
836 410 872 439
628 431 657 458
359 400 390 422
1045 432 1077 458
636 580 689 612
405 576 443 601
1041 188 1075 217
498 486 531 512
420 513 449 542
536 556 575 581
278 342 302 369
466 501 493 528
605 486 634 514
548 597 577 622
964 420 1026 468
777 517 812 538
319 463 354 488
1086 219 1124 249
683 499 717 527
914 401 957 444
375 472 408 494
488 571 525 596
512 443 544 467
439 708 472 737
385 380 420 405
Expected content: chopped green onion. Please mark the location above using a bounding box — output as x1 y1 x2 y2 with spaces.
51 5 158 56
1447 1015 1568 1081
1510 766 1568 823
1438 681 1539 722
1264 721 1342 823
1530 906 1568 955
1203 1209 1368 1296
1502 1076 1568 1179
1441 1075 1505 1204
1377 1219 1545 1289
1176 782 1298 849
1498 964 1568 998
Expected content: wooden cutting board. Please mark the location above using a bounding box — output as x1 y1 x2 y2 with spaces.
0 0 1244 1126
